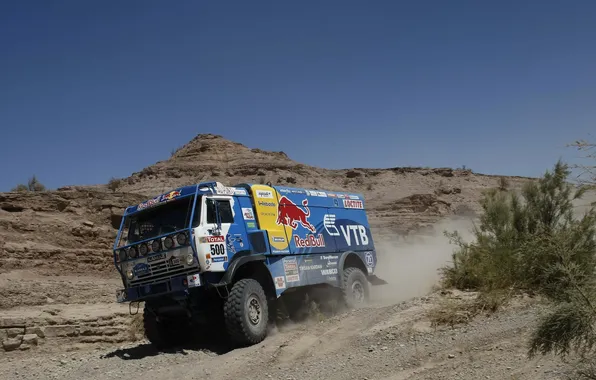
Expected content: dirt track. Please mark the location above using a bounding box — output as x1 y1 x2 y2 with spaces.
0 290 573 380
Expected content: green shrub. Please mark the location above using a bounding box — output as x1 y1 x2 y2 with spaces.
440 160 596 298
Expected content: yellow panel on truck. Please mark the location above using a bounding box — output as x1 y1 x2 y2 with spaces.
249 184 290 254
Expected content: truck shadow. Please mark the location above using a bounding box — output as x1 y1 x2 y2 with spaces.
100 340 233 361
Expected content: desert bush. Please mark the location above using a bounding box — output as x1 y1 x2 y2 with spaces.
440 160 596 298
498 177 510 191
12 175 46 192
11 184 28 192
107 177 122 192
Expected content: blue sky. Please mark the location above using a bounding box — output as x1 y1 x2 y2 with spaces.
1 1 595 191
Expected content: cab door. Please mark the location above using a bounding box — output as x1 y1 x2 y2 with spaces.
194 195 244 272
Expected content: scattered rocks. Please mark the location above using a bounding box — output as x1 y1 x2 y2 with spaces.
2 338 22 351
22 334 39 345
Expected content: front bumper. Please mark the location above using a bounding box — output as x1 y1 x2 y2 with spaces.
116 272 203 303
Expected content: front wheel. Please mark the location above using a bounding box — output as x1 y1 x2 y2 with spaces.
143 305 191 349
223 278 269 346
342 267 370 309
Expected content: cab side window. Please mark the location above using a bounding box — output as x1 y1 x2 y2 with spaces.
206 199 234 224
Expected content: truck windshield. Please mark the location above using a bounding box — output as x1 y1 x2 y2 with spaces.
118 195 198 247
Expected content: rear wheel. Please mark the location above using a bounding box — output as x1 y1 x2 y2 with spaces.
143 304 191 349
223 278 269 346
341 267 370 309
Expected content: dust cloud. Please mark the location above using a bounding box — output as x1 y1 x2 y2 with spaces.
572 189 596 219
369 216 477 307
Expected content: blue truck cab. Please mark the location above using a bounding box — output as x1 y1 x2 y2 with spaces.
113 181 382 347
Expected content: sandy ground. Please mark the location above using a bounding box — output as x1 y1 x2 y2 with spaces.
0 215 578 380
0 292 571 380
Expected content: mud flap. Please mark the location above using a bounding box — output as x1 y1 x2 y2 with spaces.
367 274 388 286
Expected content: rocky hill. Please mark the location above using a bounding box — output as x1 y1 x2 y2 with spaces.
110 133 532 237
0 133 535 354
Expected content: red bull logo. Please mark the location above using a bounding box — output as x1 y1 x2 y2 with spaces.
293 234 325 248
276 196 316 232
162 190 181 201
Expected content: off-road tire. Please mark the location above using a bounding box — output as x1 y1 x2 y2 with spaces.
341 267 370 309
143 305 191 349
223 278 269 346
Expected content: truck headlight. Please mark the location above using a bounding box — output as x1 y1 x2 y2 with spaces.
126 269 134 279
176 232 188 245
185 254 194 266
128 246 138 258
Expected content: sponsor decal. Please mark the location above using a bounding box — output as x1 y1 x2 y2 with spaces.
138 196 161 210
349 195 360 200
242 207 255 220
324 214 340 236
162 190 181 202
234 188 247 195
321 268 338 276
321 255 339 261
299 264 323 271
328 193 337 198
322 254 339 267
283 257 300 282
333 199 340 207
272 236 286 243
276 196 316 232
226 233 237 254
133 263 150 276
365 251 374 267
168 256 181 266
213 183 236 195
341 225 369 246
147 252 166 263
187 273 201 287
256 190 274 199
343 199 364 209
279 188 291 194
212 256 228 263
317 191 327 197
293 234 325 248
258 200 276 208
246 221 257 229
274 276 286 290
200 236 225 243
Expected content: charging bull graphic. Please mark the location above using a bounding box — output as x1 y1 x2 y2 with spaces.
276 196 316 232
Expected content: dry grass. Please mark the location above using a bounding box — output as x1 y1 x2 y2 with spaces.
428 290 509 328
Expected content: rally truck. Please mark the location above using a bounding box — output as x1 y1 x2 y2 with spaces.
113 181 382 348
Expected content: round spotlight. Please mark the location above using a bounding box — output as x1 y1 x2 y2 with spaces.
128 246 138 259
176 233 187 245
126 269 134 280
164 236 174 250
139 243 148 256
118 249 127 262
185 253 194 266
151 239 161 252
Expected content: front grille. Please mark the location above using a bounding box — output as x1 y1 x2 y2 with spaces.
129 255 198 287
